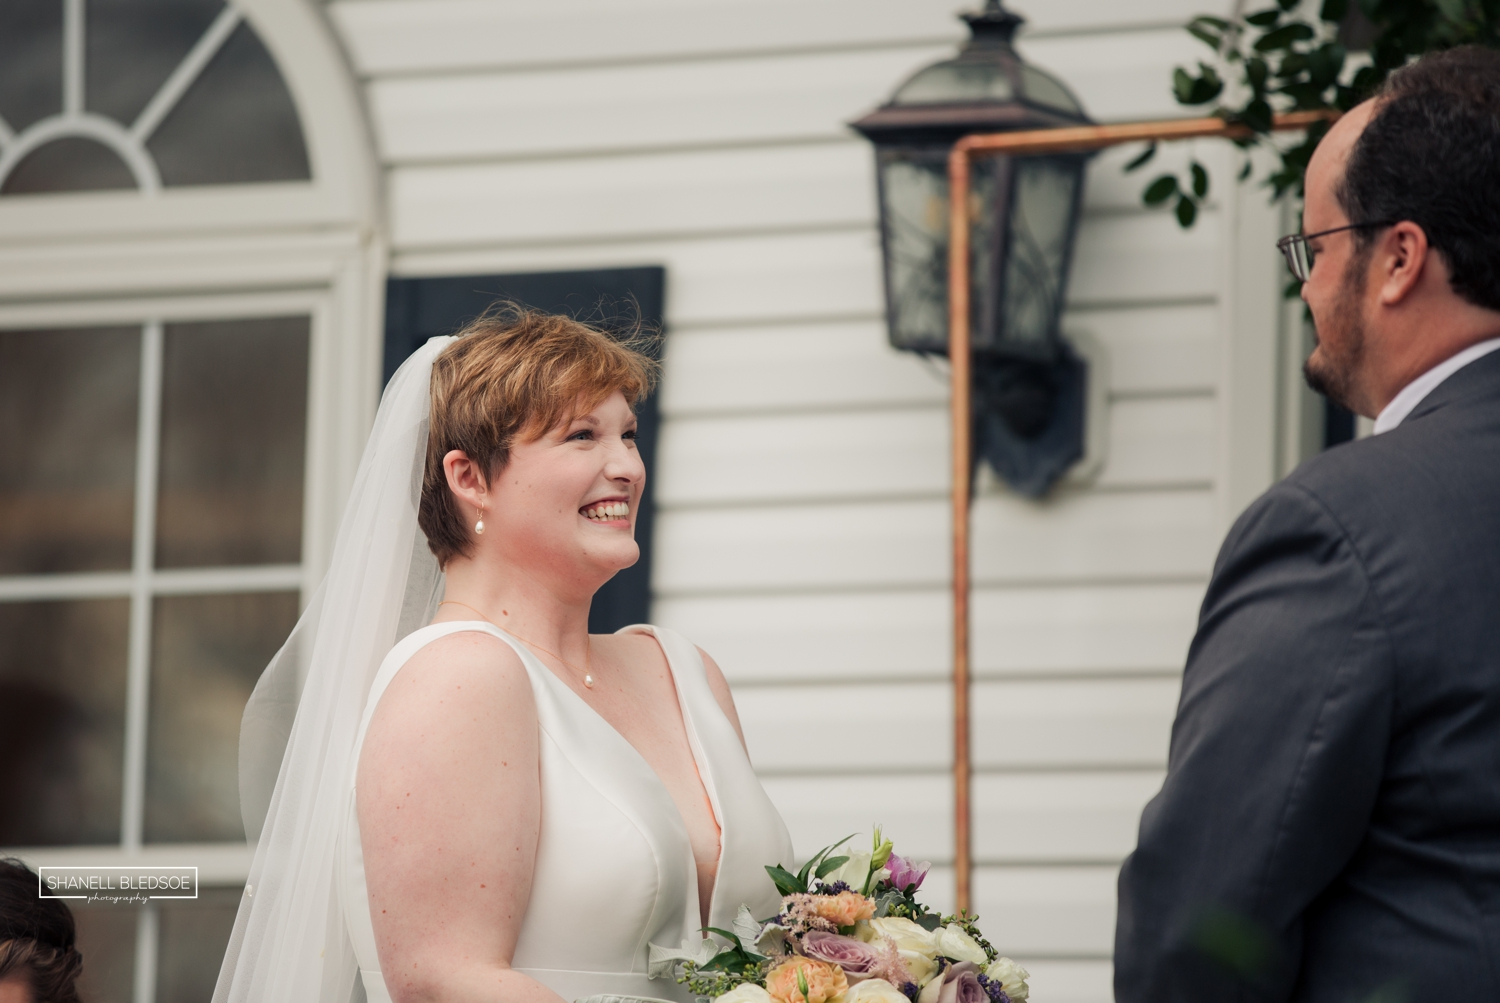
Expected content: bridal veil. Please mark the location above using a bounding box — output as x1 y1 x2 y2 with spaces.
214 336 456 1003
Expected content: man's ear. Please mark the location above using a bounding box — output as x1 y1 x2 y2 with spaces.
1378 221 1430 306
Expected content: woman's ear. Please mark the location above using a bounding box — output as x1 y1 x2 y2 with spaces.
443 449 488 512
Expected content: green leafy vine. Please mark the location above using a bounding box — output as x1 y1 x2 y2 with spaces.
1129 0 1500 227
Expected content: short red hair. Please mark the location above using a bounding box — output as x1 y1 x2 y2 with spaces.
417 306 657 568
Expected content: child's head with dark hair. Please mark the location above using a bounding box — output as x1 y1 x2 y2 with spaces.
0 859 81 1003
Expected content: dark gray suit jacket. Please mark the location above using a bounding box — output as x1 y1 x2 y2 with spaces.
1115 348 1500 1002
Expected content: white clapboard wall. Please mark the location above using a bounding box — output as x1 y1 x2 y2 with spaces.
328 1 1275 999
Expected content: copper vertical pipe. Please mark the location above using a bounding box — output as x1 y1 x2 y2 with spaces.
937 108 1334 917
947 144 974 916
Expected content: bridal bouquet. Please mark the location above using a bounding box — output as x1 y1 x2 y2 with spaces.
651 831 1031 1003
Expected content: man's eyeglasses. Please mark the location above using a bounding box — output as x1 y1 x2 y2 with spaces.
1276 221 1395 282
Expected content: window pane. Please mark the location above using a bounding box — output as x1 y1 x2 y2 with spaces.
0 2 62 134
144 591 298 843
155 317 308 568
0 599 128 846
0 327 140 575
0 137 139 195
86 0 225 128
72 902 138 1003
156 887 241 1003
147 22 311 186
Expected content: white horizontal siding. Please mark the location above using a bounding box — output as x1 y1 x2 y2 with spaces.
659 303 1218 416
761 771 1161 864
392 229 886 325
364 30 1209 167
654 490 1216 596
330 0 1211 76
976 866 1121 955
338 1 1258 992
658 583 1201 683
1017 962 1114 1003
655 394 1213 507
739 681 1177 773
367 47 952 163
389 142 874 249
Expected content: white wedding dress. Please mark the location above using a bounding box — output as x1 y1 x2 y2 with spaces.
338 619 794 1003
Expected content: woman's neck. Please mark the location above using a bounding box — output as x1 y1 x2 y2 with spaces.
439 553 595 662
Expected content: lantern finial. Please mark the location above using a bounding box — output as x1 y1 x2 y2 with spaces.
961 0 1023 45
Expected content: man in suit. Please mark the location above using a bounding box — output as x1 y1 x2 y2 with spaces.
1114 46 1500 1003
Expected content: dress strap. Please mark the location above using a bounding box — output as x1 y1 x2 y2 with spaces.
351 620 539 778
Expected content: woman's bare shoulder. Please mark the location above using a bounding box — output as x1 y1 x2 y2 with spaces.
374 628 536 735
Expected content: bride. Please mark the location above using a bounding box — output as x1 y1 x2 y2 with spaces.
215 310 793 1003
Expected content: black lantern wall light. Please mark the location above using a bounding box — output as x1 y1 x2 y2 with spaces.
851 0 1096 498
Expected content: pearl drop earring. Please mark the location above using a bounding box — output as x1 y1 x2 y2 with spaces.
475 505 486 536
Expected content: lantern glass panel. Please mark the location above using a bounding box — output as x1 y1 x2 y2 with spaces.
1019 65 1084 115
997 156 1084 360
893 59 1015 105
877 151 949 352
876 149 996 354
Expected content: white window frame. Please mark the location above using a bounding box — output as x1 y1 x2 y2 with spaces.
0 290 335 881
0 2 382 998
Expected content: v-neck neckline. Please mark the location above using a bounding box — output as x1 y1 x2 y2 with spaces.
484 622 727 929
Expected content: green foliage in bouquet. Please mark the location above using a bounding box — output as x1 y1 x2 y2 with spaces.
1129 0 1500 230
765 836 858 898
679 949 773 999
657 830 1030 1003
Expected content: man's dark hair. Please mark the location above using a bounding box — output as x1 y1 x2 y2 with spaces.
0 858 82 1003
1339 45 1500 312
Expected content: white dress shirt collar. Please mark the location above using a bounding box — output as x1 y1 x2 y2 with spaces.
1373 336 1500 434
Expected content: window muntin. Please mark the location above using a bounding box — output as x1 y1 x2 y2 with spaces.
0 316 308 853
0 0 310 196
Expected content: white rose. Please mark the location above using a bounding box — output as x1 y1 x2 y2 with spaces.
825 849 872 891
901 951 938 987
865 918 938 959
716 983 774 1003
934 924 987 965
915 974 945 1003
864 917 939 985
983 958 1030 1003
842 979 910 1003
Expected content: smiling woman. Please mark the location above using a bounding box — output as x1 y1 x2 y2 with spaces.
223 309 795 1003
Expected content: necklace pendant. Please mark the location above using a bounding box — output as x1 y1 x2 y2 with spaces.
584 673 595 689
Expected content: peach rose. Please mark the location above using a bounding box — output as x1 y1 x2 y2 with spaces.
813 890 876 927
766 958 849 1003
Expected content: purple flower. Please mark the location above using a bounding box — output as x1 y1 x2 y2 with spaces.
800 932 881 983
886 853 931 893
929 962 987 1003
976 973 1012 1003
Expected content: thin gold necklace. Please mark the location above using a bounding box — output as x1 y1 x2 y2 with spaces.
438 599 595 688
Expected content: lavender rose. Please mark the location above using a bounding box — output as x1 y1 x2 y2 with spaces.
886 853 931 893
916 961 987 1003
801 932 882 984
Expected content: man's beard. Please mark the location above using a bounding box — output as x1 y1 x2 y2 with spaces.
1303 257 1368 410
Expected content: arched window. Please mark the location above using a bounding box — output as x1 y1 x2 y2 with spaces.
0 3 380 999
0 0 311 194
